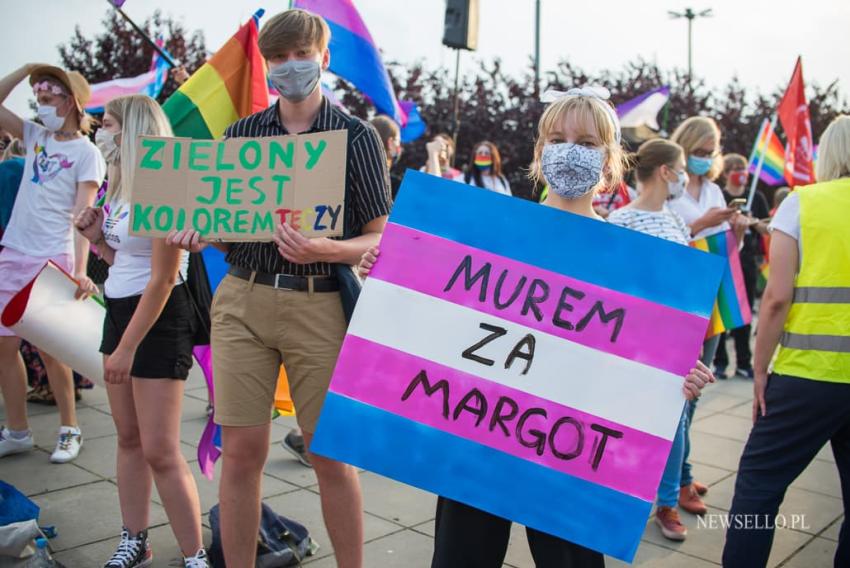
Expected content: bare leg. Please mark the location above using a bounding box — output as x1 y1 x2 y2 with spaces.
0 336 27 431
220 424 270 567
304 431 363 568
134 378 202 556
39 349 77 428
106 377 152 534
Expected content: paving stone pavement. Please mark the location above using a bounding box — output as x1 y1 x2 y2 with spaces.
0 340 844 567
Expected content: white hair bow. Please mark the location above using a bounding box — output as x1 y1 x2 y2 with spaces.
540 85 622 143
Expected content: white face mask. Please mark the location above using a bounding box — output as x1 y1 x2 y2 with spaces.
37 104 67 132
667 169 689 199
95 128 120 163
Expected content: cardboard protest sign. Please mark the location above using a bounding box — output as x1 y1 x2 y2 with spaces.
1 262 106 387
130 130 347 241
312 170 725 562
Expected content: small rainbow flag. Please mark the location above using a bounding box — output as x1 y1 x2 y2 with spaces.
748 118 787 186
162 11 269 139
691 230 753 337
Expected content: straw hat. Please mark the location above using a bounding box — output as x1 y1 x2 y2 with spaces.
28 65 91 112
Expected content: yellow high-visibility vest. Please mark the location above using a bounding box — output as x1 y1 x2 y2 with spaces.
773 178 850 383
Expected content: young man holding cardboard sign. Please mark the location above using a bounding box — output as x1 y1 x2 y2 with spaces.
168 9 391 567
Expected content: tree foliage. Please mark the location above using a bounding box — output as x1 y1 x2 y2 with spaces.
57 9 206 104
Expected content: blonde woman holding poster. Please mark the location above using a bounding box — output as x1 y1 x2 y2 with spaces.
0 63 104 464
360 88 716 567
74 95 207 568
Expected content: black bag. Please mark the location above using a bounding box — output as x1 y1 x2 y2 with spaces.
333 116 365 323
184 251 213 345
208 503 315 567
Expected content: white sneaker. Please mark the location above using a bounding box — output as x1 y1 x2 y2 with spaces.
0 426 34 457
183 548 209 568
50 426 82 463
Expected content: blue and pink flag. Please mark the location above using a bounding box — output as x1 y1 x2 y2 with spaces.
312 170 724 561
291 0 424 141
85 42 170 113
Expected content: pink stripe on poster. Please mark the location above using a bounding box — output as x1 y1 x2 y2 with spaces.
330 335 671 501
371 223 705 376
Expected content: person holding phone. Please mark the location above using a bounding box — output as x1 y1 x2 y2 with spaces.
713 154 771 379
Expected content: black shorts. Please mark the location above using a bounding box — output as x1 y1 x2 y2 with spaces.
100 284 195 379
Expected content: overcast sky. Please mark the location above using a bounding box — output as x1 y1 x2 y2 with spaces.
2 0 848 116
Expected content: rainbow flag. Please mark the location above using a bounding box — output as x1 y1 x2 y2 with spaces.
748 118 787 186
691 230 753 337
162 11 269 139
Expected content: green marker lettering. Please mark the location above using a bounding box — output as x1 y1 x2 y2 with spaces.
304 139 327 170
154 206 174 231
133 203 153 231
213 208 233 234
268 140 294 170
239 141 262 170
196 176 222 205
271 174 292 206
252 211 274 233
139 139 166 170
247 176 265 205
233 210 249 234
188 141 213 171
215 142 235 171
176 207 187 230
225 177 244 205
172 140 183 170
193 208 212 235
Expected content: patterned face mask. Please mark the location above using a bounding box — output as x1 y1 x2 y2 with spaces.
541 143 604 199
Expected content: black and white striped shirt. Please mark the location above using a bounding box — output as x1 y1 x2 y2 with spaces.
223 98 392 276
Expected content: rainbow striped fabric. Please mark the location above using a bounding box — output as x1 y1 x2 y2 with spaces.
312 171 725 561
162 12 268 139
749 118 787 186
691 230 753 337
85 45 169 114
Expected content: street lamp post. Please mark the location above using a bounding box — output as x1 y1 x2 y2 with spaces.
668 7 713 84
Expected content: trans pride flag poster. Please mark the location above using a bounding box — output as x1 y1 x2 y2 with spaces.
312 171 724 561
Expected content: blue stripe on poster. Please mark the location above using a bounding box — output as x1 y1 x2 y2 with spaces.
312 392 650 562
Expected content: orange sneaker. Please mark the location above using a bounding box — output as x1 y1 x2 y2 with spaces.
655 506 688 541
678 484 708 515
693 480 709 496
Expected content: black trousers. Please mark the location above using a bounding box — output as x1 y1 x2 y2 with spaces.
715 253 759 370
431 498 605 568
722 374 850 568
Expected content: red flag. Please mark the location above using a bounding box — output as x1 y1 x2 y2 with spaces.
777 57 815 186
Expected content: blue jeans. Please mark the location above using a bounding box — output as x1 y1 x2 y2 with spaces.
657 404 688 507
681 334 722 487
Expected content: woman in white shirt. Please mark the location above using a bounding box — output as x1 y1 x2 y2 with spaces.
0 64 104 465
667 115 746 519
75 95 207 568
454 141 512 195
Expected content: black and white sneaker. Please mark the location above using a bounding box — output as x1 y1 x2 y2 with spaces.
103 528 152 568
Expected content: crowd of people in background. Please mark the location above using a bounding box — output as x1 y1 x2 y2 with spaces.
0 6 848 568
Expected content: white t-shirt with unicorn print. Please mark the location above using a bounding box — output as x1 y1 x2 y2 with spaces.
2 120 105 258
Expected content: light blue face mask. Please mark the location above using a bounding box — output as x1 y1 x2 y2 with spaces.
687 155 713 176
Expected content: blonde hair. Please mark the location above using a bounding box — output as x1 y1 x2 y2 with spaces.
634 139 684 183
258 9 331 59
815 115 850 182
529 95 626 191
671 116 723 181
103 95 173 204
